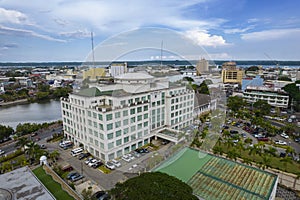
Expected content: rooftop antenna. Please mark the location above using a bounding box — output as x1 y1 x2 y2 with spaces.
91 31 95 68
160 40 163 67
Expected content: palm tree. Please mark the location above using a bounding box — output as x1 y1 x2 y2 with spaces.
213 146 224 156
266 146 277 157
260 155 271 170
244 138 253 145
242 157 252 166
280 157 292 172
236 141 245 155
49 150 60 162
25 141 40 163
226 149 239 161
15 137 30 151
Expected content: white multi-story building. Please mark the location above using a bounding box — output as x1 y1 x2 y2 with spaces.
61 72 194 161
110 62 127 77
243 86 289 108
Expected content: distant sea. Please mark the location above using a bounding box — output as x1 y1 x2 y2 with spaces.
0 60 300 69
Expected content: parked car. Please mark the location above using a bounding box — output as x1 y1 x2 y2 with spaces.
40 144 47 149
280 133 289 139
91 161 103 168
135 148 149 154
257 137 269 142
67 172 78 180
0 149 5 155
71 174 84 182
122 154 131 162
62 164 74 172
275 140 287 145
133 151 141 158
91 191 110 200
111 159 121 167
295 138 300 143
78 152 90 160
128 153 135 160
105 161 115 170
85 157 93 165
88 159 98 167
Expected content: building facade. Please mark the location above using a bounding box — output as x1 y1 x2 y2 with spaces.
61 72 194 161
243 86 289 108
83 68 106 81
110 62 127 77
196 58 209 75
221 62 244 85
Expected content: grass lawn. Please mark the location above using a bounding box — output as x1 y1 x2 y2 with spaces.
217 143 300 174
33 166 74 200
98 165 111 174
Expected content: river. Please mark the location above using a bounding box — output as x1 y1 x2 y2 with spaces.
0 100 62 129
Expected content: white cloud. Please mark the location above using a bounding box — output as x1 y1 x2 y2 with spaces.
60 29 90 38
241 28 300 41
224 26 254 34
185 29 228 47
0 7 30 24
0 25 65 42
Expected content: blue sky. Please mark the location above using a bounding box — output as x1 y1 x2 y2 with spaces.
0 0 300 62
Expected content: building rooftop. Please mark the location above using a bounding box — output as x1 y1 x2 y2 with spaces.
0 166 55 200
115 72 154 80
76 87 102 97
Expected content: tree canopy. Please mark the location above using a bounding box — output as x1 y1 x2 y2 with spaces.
283 81 300 111
0 125 14 141
109 172 197 200
227 96 246 112
253 100 271 116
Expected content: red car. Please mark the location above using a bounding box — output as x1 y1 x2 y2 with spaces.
257 137 269 142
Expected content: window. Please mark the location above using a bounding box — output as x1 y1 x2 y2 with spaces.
108 142 114 149
99 123 103 130
121 100 126 105
93 112 97 118
124 137 129 143
137 107 142 113
130 108 135 115
131 125 136 132
106 114 113 121
115 121 121 128
100 133 104 140
124 128 129 134
130 117 136 123
144 121 148 127
107 123 113 131
116 139 122 146
88 111 91 117
137 115 142 121
116 130 122 137
144 113 148 119
115 112 121 118
138 123 142 130
107 133 113 140
123 110 128 116
131 134 136 140
144 105 148 111
123 119 129 126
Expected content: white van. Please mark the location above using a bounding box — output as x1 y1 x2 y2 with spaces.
71 147 83 156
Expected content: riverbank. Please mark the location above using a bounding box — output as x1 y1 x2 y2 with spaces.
0 99 29 107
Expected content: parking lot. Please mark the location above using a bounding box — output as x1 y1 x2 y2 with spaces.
47 140 173 190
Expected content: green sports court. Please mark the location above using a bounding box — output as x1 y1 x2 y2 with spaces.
154 147 278 200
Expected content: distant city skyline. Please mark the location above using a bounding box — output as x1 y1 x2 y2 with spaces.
0 0 300 62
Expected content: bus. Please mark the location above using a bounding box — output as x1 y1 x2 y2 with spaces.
71 147 83 157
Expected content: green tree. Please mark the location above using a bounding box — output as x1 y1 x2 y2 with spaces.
278 75 292 82
109 172 198 200
227 96 246 113
0 125 14 141
15 137 30 150
283 81 300 111
280 157 292 172
82 188 93 200
253 100 271 116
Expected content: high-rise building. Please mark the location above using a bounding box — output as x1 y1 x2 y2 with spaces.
61 72 194 161
221 62 244 84
196 58 209 75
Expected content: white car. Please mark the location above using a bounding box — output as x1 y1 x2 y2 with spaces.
105 161 115 170
88 159 98 167
0 149 5 155
275 140 287 145
280 133 289 139
128 153 135 160
111 159 121 167
122 154 131 162
85 157 93 165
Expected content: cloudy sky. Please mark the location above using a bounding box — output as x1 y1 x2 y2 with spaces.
0 0 300 62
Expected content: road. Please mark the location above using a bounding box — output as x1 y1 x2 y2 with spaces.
0 125 62 156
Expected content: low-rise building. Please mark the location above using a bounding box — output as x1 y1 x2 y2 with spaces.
243 86 289 108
